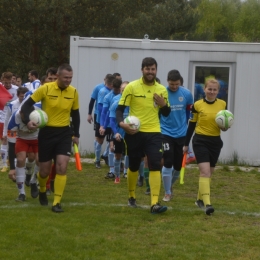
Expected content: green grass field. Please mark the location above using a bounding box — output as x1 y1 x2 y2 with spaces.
0 162 260 260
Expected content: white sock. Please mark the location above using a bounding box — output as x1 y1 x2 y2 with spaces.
16 167 26 195
1 144 8 167
26 159 35 175
30 164 39 184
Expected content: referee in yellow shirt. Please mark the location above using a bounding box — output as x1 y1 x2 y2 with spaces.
21 64 80 213
116 57 171 214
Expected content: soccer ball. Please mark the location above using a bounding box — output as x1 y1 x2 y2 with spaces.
215 110 234 129
124 116 141 130
29 109 48 128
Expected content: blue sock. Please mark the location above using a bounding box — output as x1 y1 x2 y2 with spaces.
172 170 180 185
94 140 97 157
103 142 109 157
138 160 144 177
114 158 121 178
95 143 102 162
109 151 114 173
162 166 173 194
124 155 129 173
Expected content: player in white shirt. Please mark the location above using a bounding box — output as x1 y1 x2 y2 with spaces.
28 70 41 91
0 72 18 172
3 87 29 181
8 104 41 202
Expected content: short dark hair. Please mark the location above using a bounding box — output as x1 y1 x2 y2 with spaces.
106 74 115 85
29 70 39 78
112 78 122 89
46 67 57 75
141 57 157 69
113 72 121 77
57 64 73 74
17 86 29 96
167 70 181 81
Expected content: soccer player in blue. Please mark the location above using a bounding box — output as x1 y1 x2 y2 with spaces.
99 78 121 178
160 70 193 202
87 74 111 166
94 74 115 168
109 81 129 183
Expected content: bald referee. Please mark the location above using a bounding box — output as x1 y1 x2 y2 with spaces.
21 64 80 213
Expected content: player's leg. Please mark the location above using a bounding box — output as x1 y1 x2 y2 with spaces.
25 153 36 187
143 156 150 194
8 141 16 182
51 126 73 212
162 135 173 201
145 133 167 214
113 138 123 183
1 139 8 172
171 137 186 194
137 158 144 187
124 133 143 208
15 138 28 202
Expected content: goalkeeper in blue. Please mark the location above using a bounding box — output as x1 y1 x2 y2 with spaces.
160 70 193 202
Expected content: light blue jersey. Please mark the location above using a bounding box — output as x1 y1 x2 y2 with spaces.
109 94 129 138
91 83 105 114
96 86 111 123
160 87 193 138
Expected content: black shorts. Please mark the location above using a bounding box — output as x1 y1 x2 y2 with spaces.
162 135 185 171
192 134 223 167
113 138 126 154
93 114 97 131
95 123 112 139
38 126 72 162
124 132 163 171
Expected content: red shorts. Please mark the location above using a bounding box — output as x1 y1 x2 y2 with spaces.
15 138 38 154
0 123 3 139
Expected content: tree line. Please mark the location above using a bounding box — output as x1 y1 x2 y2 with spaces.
0 0 259 80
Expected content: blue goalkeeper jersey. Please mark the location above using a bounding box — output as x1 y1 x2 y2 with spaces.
160 86 193 138
91 83 105 115
96 86 111 123
109 94 129 138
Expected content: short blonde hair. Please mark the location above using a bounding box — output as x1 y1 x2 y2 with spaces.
204 79 220 89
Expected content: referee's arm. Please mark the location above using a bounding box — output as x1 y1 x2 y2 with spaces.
21 97 36 124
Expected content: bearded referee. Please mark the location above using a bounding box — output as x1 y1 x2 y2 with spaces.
21 64 80 213
116 57 171 214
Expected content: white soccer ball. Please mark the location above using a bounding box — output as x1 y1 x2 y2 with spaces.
124 116 141 130
215 110 234 129
29 109 48 128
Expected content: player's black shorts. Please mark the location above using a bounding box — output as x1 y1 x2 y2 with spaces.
113 138 126 154
38 126 72 162
93 114 97 131
162 134 185 171
124 132 163 171
95 123 112 139
192 134 223 167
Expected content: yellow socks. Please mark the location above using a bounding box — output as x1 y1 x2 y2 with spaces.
127 169 138 198
53 174 67 206
37 173 48 193
199 177 211 205
149 171 161 206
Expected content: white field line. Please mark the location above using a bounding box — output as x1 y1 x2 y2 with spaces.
0 202 260 217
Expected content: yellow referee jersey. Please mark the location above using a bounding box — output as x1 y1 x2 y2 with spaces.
190 98 226 136
118 77 169 132
31 82 79 127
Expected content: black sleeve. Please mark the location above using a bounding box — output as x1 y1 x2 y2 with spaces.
184 121 196 146
159 105 171 117
20 97 36 124
71 109 80 138
88 98 95 115
116 105 126 124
